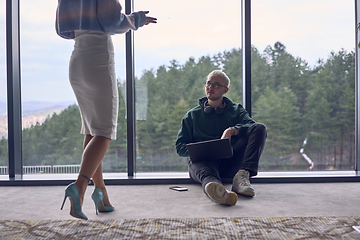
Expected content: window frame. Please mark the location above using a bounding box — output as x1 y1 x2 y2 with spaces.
2 0 359 185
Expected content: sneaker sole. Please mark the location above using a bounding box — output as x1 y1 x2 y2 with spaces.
205 182 238 206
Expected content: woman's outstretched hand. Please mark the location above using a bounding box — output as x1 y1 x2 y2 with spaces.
143 11 157 25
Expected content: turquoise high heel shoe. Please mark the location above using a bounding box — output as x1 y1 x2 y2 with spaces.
91 188 114 215
61 183 88 220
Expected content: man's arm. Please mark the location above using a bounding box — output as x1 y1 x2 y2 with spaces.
221 126 239 142
234 106 255 134
222 104 255 141
175 113 193 157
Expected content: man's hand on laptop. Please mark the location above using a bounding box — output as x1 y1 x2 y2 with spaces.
221 128 233 142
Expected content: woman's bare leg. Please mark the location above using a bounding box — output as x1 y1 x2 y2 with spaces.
75 134 112 205
83 136 112 205
92 163 112 206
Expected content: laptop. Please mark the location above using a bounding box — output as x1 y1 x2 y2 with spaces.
186 138 233 163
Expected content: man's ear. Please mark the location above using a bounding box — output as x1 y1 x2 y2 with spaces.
224 87 229 94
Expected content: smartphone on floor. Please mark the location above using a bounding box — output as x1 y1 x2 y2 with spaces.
169 186 188 191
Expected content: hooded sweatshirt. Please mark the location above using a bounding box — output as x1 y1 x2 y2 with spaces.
175 96 255 157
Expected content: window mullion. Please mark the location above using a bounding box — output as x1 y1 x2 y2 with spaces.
125 0 136 177
6 0 23 180
242 0 251 116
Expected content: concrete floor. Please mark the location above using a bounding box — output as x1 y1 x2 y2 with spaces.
0 182 359 220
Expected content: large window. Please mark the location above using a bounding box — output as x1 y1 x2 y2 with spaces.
1 0 359 182
20 1 78 176
133 0 241 173
251 0 356 171
18 0 128 178
0 0 7 178
107 31 128 174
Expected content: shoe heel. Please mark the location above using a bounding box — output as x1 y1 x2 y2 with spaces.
91 188 114 214
60 194 67 210
61 183 88 220
94 202 99 215
91 188 102 215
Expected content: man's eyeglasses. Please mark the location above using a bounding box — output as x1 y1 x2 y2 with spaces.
205 81 227 89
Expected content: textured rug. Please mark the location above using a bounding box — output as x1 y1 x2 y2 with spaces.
1 217 360 240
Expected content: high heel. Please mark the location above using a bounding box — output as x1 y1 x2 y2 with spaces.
91 188 114 215
61 183 88 220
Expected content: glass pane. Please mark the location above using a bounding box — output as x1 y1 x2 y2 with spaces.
103 0 128 175
110 33 128 174
134 0 241 172
0 0 8 178
251 0 355 171
19 0 127 179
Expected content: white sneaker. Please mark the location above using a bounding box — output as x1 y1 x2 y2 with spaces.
232 169 255 197
205 182 238 206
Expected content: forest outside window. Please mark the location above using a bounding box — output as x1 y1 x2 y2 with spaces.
133 0 241 173
0 0 358 181
251 0 356 172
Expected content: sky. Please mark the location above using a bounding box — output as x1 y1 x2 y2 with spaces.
0 0 356 103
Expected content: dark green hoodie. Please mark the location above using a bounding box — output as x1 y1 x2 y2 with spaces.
175 96 255 157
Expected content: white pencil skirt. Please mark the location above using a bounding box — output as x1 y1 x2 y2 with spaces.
69 30 118 140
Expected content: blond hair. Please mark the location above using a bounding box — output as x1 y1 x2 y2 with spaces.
207 70 230 87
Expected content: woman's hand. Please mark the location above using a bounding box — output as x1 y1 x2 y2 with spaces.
143 11 157 25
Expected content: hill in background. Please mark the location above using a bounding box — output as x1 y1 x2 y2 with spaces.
0 101 75 138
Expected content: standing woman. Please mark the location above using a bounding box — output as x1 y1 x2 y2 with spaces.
56 0 157 220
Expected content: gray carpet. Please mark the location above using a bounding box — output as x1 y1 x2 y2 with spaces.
1 217 360 239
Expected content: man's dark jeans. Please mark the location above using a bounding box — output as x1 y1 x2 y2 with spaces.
188 123 267 191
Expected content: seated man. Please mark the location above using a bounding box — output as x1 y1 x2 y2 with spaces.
175 70 267 206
